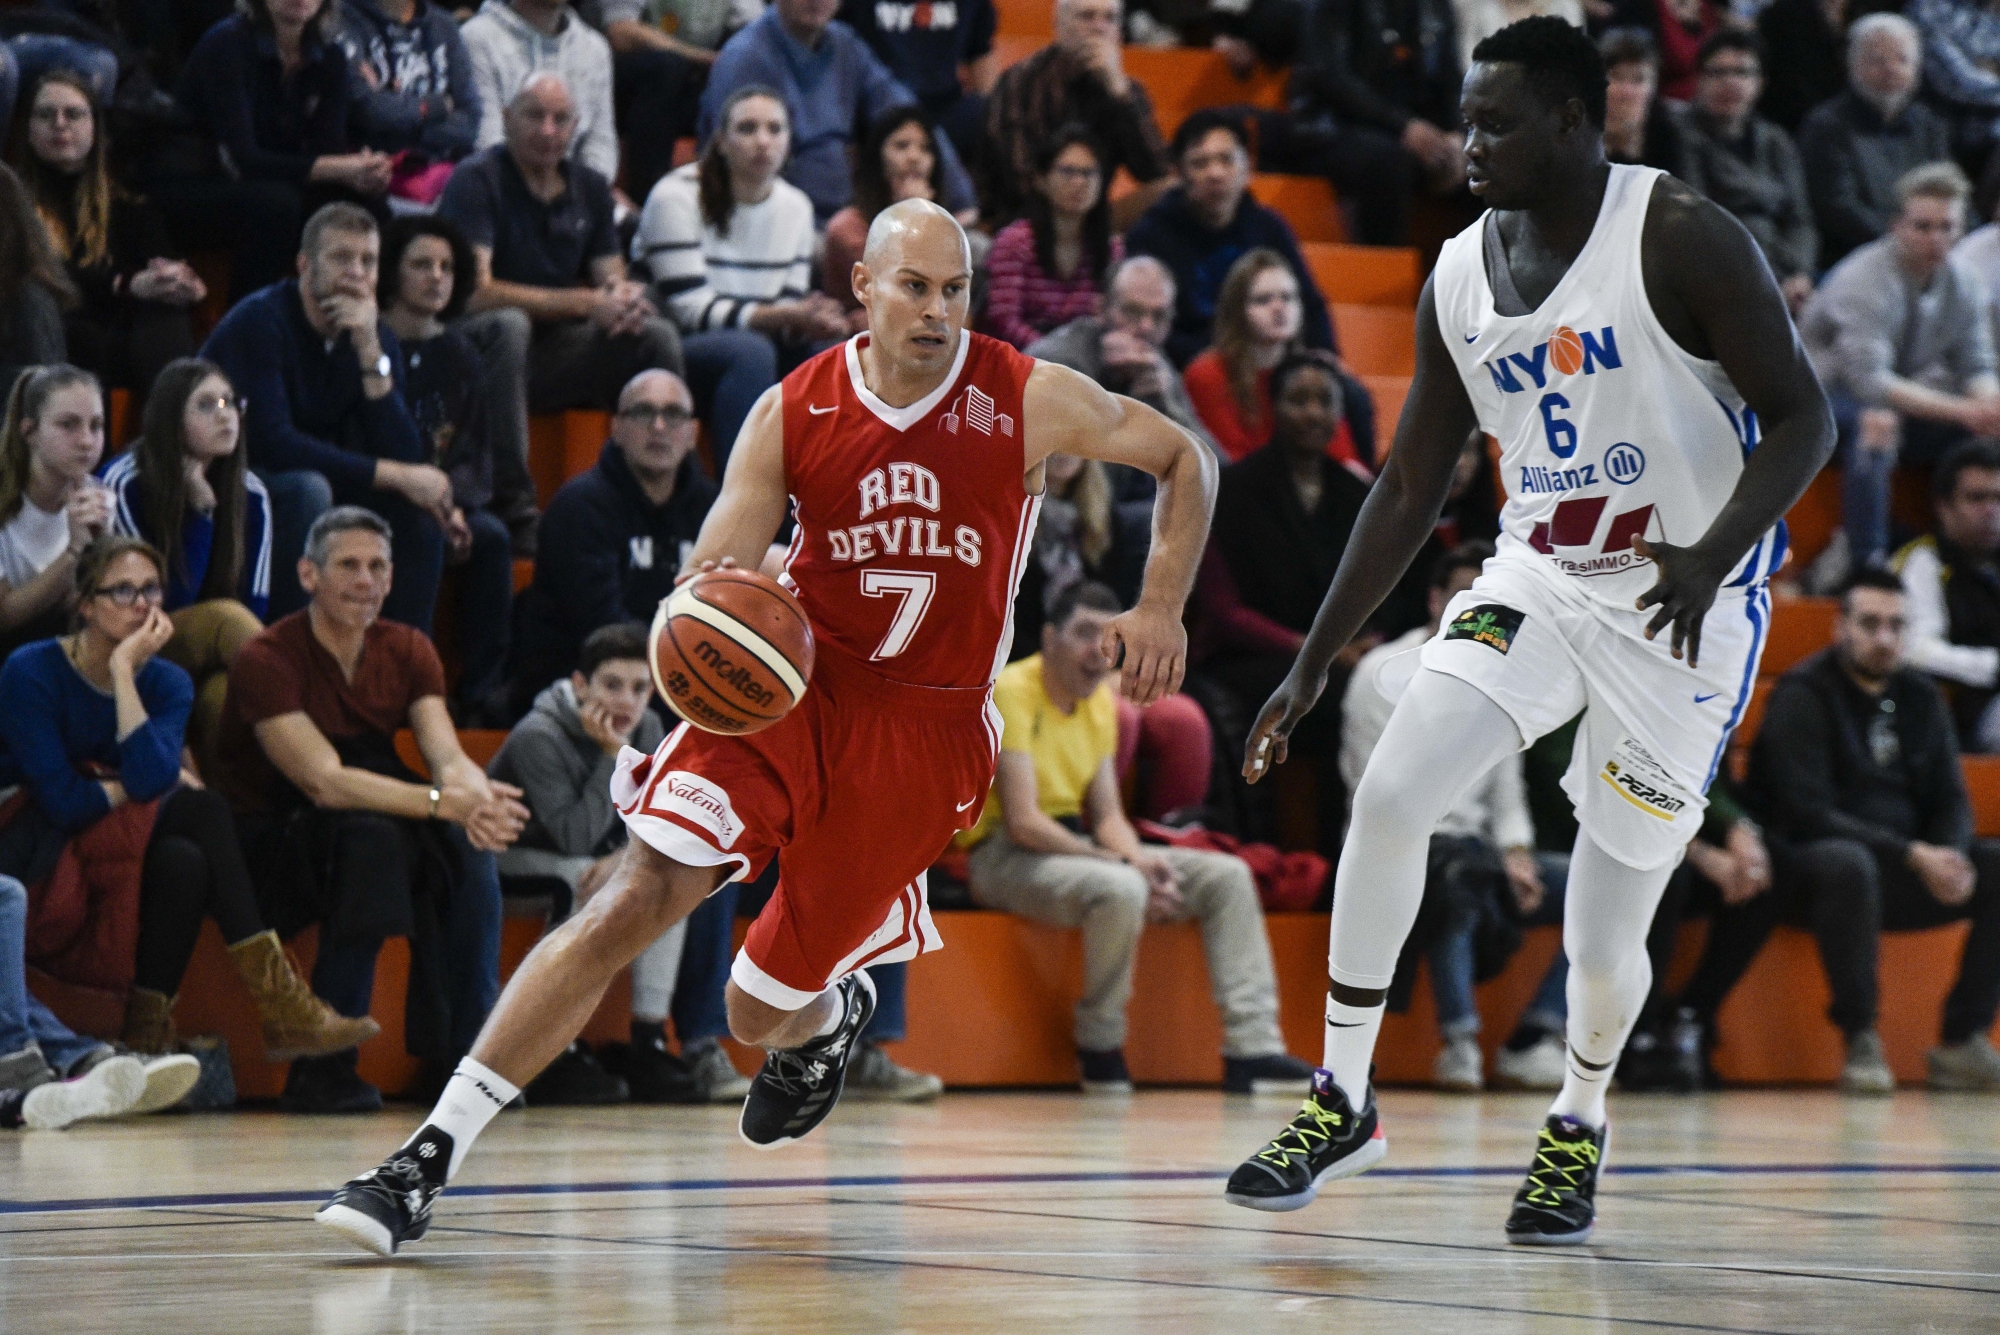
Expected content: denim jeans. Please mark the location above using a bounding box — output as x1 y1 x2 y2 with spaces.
256 468 444 633
310 829 503 1060
0 876 106 1076
680 328 778 477
668 879 910 1045
1428 850 1570 1038
455 507 513 708
1828 389 1972 569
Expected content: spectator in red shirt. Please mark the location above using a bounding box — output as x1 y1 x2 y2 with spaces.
1184 250 1368 473
979 124 1121 350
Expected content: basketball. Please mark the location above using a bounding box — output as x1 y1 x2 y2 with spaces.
1548 325 1585 376
650 569 815 735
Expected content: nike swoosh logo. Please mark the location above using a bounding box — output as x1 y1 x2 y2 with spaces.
1694 692 1720 704
955 795 978 811
808 404 836 415
1464 332 1478 343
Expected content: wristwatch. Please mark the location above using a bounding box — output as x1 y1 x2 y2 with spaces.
370 352 391 380
427 786 441 819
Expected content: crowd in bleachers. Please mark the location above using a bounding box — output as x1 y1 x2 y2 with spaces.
0 0 1997 1130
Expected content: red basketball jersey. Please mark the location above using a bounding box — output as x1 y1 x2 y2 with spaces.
778 331 1041 690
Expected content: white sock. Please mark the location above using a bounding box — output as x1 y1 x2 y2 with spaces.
1546 833 1673 1131
1322 994 1385 1108
410 1057 519 1181
810 985 845 1039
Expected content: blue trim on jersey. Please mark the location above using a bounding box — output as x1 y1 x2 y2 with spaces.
1726 537 1763 589
1704 584 1769 791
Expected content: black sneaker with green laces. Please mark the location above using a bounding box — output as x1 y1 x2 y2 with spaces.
1505 1114 1607 1245
1223 1068 1386 1211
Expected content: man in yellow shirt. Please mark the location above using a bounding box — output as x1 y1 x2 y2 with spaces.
962 582 1312 1093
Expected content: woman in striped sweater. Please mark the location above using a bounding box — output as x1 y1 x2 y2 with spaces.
632 85 847 472
979 124 1121 350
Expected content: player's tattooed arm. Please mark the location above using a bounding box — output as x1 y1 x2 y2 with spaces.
1244 277 1479 782
1633 178 1836 666
683 386 791 580
1023 360 1219 705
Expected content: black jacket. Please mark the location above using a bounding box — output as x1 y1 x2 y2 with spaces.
1798 90 1955 267
1747 648 1972 858
1211 442 1372 636
1289 0 1461 135
508 442 718 711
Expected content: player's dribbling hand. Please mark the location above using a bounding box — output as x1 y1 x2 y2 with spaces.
1103 602 1185 705
1242 668 1327 784
1633 535 1727 667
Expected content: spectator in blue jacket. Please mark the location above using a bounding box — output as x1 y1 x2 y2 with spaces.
506 368 717 715
1125 110 1338 368
699 0 977 223
199 202 445 632
835 0 996 164
101 357 272 773
332 0 482 164
163 0 392 300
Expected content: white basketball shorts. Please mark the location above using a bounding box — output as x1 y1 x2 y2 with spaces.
1418 548 1769 871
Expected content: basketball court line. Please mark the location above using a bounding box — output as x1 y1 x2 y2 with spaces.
2 1159 1996 1216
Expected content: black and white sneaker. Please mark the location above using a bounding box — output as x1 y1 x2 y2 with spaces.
739 971 876 1150
1223 1068 1386 1211
315 1126 454 1257
1504 1115 1607 1245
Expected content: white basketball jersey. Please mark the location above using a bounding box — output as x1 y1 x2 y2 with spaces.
1432 165 1784 608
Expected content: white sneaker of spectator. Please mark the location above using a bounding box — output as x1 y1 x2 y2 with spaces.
845 1042 944 1102
1493 1034 1566 1091
1432 1033 1484 1092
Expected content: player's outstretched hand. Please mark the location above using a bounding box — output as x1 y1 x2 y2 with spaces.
1633 536 1727 668
1103 602 1186 706
1242 668 1327 784
673 556 738 589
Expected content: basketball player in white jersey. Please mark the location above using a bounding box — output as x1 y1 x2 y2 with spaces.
1222 18 1834 1244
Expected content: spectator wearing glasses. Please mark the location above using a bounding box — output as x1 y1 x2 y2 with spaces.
0 364 110 659
632 85 838 471
980 124 1121 352
1669 30 1817 315
378 214 517 715
1025 255 1217 453
507 369 717 715
100 358 271 774
0 535 377 1079
13 71 203 405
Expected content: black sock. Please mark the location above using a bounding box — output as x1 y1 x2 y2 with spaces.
1504 1023 1550 1053
0 1087 22 1129
631 1019 666 1049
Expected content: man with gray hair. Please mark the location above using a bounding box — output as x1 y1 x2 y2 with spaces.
214 505 529 1114
440 71 682 495
1802 163 2000 574
1026 257 1217 454
201 202 449 627
1800 12 1952 267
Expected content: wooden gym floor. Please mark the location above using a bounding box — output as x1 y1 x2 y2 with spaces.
1 1089 1995 1334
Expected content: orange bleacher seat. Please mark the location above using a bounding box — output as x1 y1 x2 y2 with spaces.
1250 175 1346 244
1121 47 1287 138
995 0 1052 39
513 557 534 593
1966 756 2000 837
1761 596 1836 676
1331 303 1415 376
107 387 132 450
1784 467 1841 573
529 409 613 507
1359 375 1409 443
1302 242 1420 306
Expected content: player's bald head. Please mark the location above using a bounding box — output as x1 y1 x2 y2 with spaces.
861 198 970 275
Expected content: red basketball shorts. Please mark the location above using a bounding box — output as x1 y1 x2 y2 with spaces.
612 643 1000 1009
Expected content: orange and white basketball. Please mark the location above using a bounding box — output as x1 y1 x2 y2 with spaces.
1548 325 1585 376
650 569 815 735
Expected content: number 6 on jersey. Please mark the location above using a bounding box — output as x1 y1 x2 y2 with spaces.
860 568 937 659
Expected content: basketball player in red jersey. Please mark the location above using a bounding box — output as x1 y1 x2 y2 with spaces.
316 199 1219 1256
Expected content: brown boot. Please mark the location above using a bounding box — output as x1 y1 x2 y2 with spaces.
121 987 178 1054
228 930 381 1061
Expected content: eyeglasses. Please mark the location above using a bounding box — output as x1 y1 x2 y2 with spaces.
618 404 694 427
191 393 245 416
93 581 164 608
31 105 90 126
1048 164 1102 184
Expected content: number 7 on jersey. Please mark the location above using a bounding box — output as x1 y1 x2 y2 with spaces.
859 569 937 659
